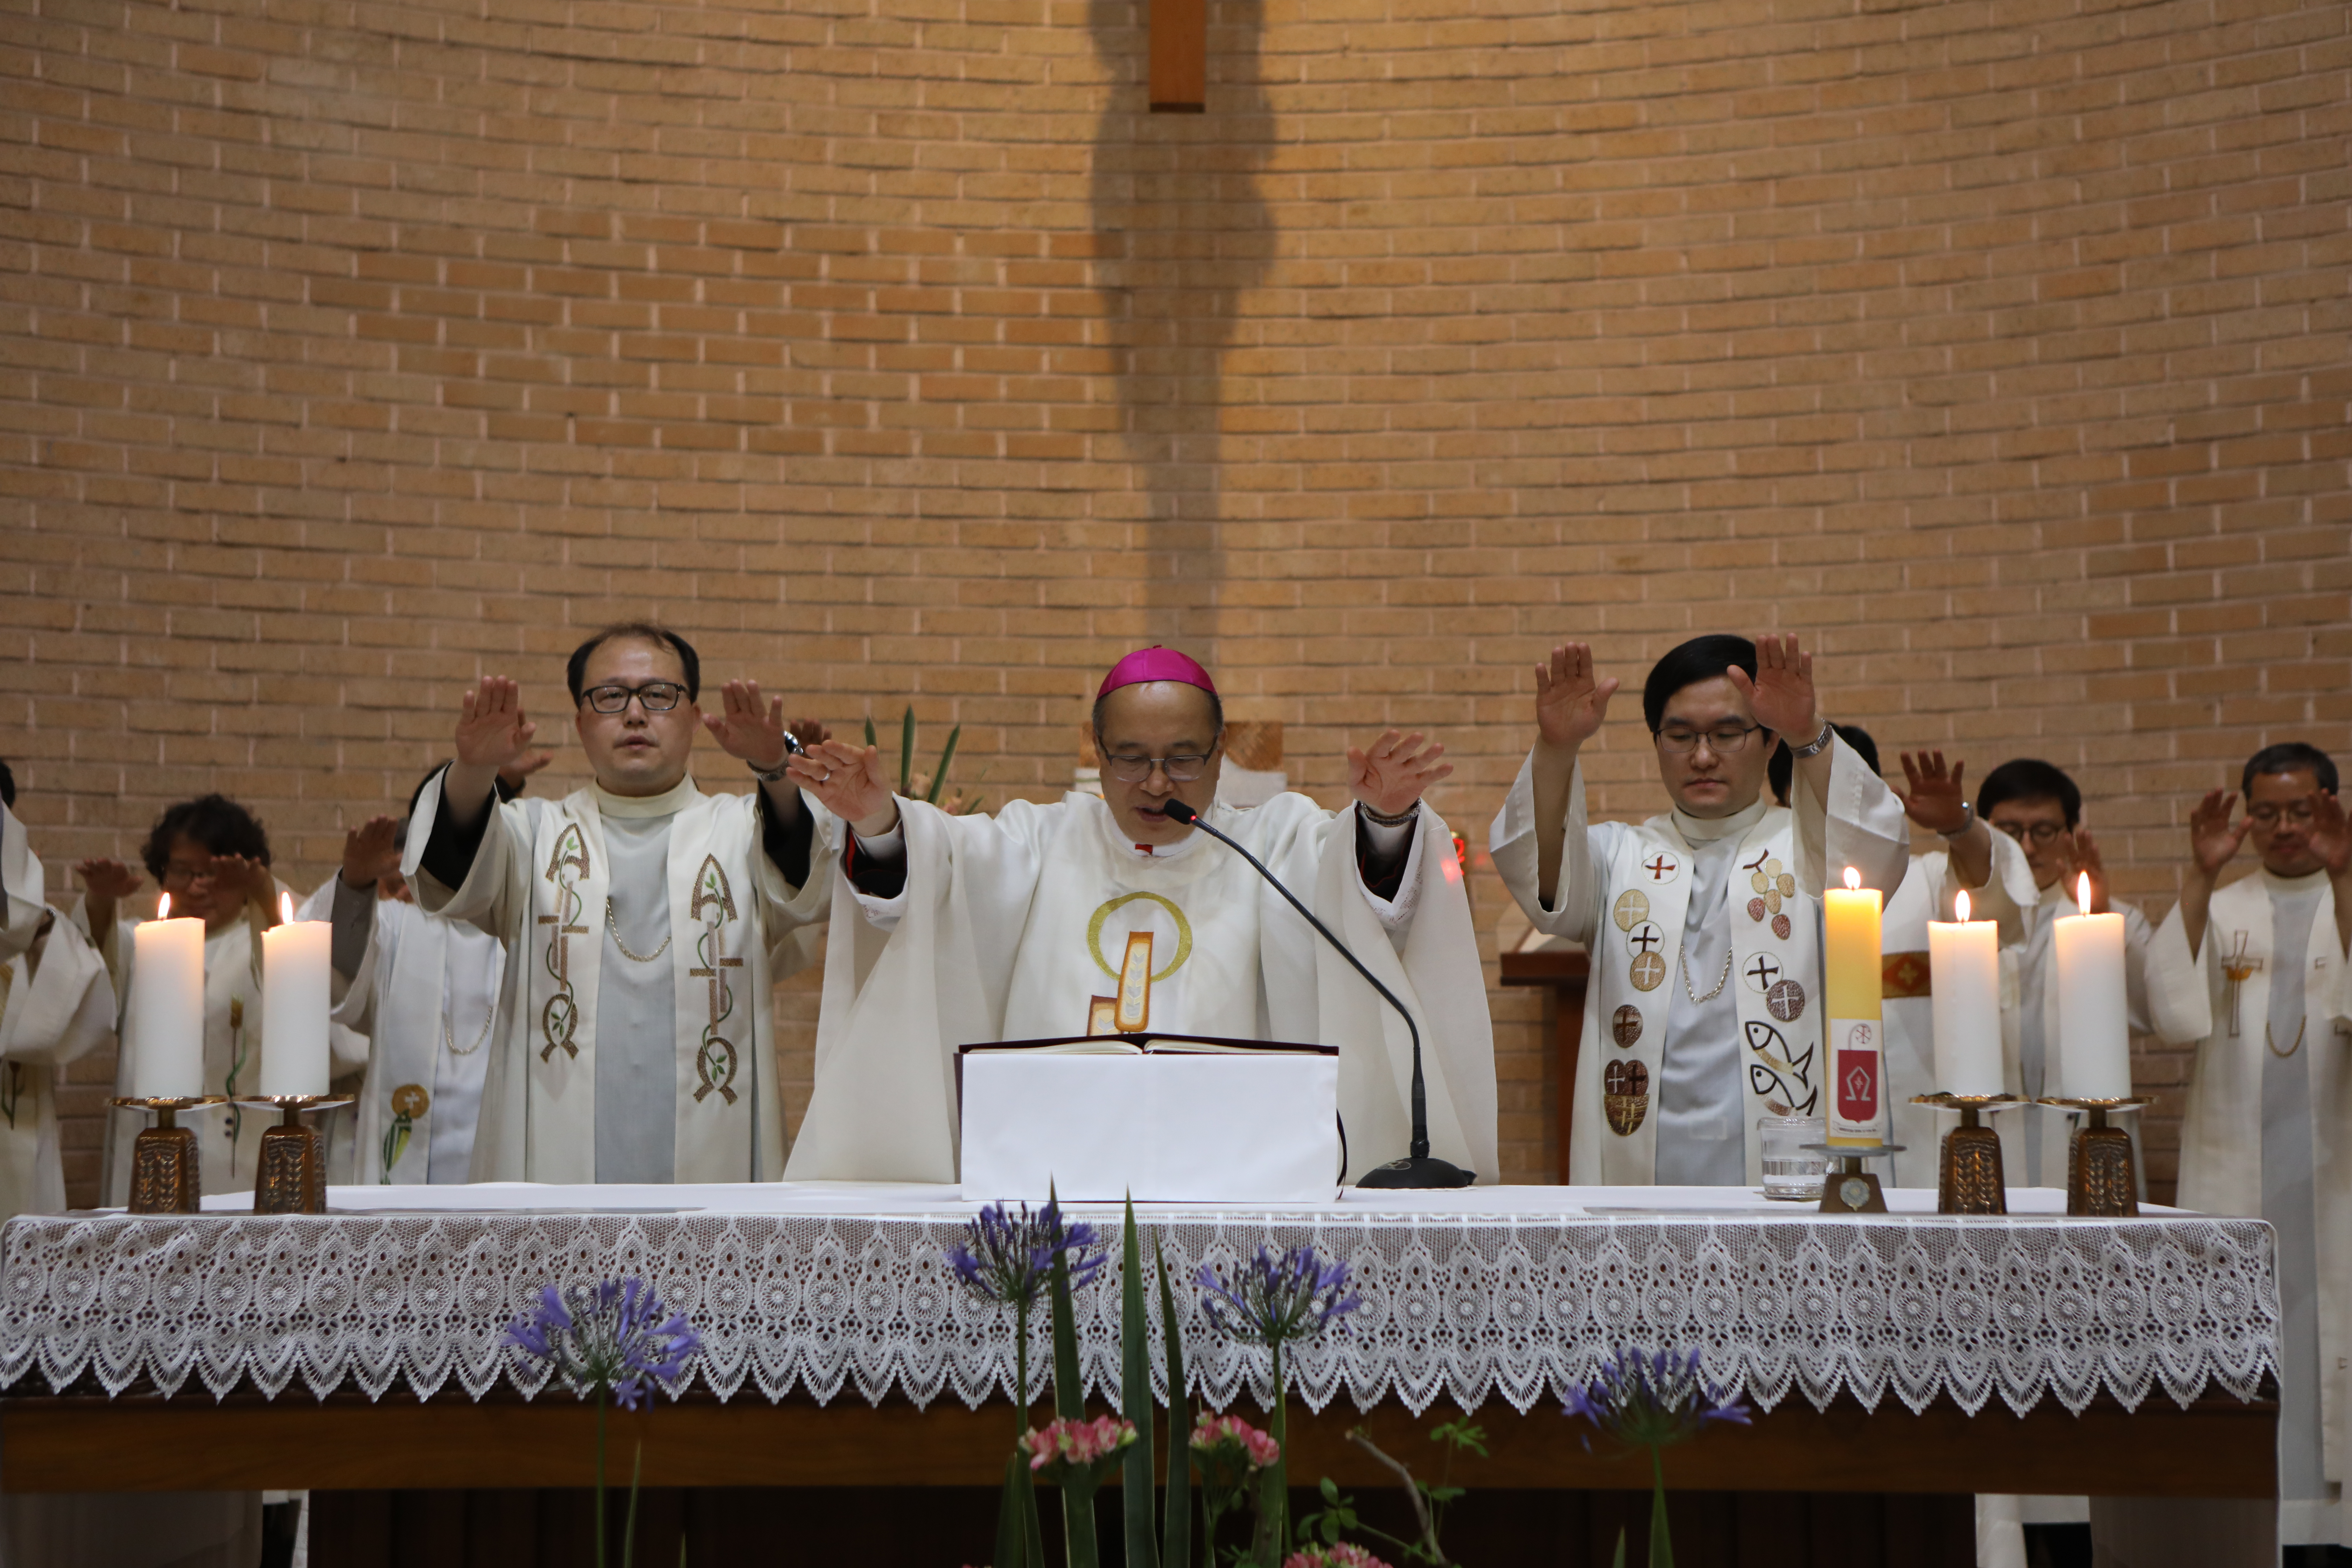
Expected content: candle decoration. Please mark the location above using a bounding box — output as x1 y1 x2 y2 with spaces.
259 892 332 1098
2053 872 2132 1099
1811 870 1903 1213
107 1094 230 1214
237 1094 357 1214
126 893 205 1099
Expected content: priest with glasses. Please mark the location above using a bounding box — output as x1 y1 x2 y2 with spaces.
779 646 1498 1186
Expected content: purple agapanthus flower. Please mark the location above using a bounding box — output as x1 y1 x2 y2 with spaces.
503 1276 704 1410
1562 1345 1751 1452
1196 1243 1359 1348
945 1198 1110 1310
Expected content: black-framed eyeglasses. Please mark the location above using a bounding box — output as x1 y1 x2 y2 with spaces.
582 681 688 715
1101 752 1214 784
1654 723 1762 755
1993 820 2068 845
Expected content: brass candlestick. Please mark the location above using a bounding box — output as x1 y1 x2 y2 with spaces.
108 1097 231 1214
236 1096 355 1214
1912 1093 2026 1215
2039 1098 2143 1217
1803 1142 1904 1214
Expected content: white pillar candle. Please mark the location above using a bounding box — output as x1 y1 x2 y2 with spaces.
1927 889 2004 1097
259 893 332 1098
1823 866 1885 1147
127 895 205 1099
2054 872 2132 1100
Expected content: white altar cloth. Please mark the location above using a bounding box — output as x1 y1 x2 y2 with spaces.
0 1185 2276 1422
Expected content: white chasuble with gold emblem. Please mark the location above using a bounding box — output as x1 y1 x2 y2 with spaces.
1490 740 1909 1186
404 771 835 1184
784 791 1497 1186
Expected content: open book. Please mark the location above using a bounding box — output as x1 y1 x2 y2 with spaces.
961 1033 1337 1058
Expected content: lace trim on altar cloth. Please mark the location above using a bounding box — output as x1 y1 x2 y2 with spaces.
0 1213 2276 1418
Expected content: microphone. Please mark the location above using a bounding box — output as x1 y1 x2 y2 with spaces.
1158 796 1474 1189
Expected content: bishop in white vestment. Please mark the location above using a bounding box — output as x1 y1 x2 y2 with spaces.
0 793 115 1218
2144 745 2352 1547
780 647 1497 1185
402 625 837 1184
1491 635 1909 1185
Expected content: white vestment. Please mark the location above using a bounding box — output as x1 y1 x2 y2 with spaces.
785 792 1497 1185
2148 870 2352 1547
404 771 834 1184
1490 738 1909 1185
332 896 506 1184
0 805 114 1218
1878 832 2034 1189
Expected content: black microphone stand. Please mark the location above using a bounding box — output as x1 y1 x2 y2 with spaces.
1158 797 1474 1188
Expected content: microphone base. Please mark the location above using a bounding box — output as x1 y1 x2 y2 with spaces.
1356 1155 1477 1190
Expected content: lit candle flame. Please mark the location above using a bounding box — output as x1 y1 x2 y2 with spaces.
158 892 171 920
2076 870 2092 917
280 891 294 925
1842 865 1860 891
1955 889 1971 924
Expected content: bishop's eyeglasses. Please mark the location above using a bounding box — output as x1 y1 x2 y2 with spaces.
582 681 688 714
1994 821 2069 845
1653 722 1763 755
1100 752 1214 783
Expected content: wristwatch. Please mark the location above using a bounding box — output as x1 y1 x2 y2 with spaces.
749 730 804 784
1788 722 1836 760
1938 801 1976 840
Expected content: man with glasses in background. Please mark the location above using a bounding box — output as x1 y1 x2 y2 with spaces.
2144 743 2352 1553
1489 634 1910 1185
404 623 837 1183
780 646 1497 1185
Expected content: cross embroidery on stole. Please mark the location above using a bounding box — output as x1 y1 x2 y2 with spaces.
689 856 742 1104
538 825 589 1062
2220 930 2262 1040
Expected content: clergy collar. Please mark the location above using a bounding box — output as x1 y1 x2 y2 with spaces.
1092 795 1213 861
2259 864 2332 896
593 774 703 820
1670 794 1770 846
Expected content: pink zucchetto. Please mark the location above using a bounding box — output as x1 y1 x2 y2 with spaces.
1096 646 1218 698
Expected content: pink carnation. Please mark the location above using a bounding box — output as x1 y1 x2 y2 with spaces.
1189 1411 1280 1470
1282 1547 1395 1568
1021 1414 1138 1474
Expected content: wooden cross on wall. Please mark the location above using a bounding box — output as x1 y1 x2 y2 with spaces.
1150 0 1205 111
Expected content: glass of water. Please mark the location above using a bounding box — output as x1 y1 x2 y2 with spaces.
1758 1115 1826 1200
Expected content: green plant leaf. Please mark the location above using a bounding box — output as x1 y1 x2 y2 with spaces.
863 715 877 749
1612 1526 1627 1568
929 724 962 805
1121 1198 1158 1568
1154 1237 1190 1568
899 706 916 797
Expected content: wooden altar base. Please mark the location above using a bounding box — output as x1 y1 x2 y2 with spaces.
0 1384 2274 1498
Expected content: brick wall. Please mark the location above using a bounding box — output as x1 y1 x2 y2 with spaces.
3 0 2346 1206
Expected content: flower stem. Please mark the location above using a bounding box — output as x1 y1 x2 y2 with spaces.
1647 1444 1671 1568
1251 1343 1288 1567
595 1385 609 1568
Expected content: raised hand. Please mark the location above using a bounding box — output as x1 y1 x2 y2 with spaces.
785 739 898 835
495 750 555 792
205 853 279 913
1896 751 1971 835
455 677 537 771
75 858 142 930
1729 632 1820 741
2308 791 2352 878
1348 730 1454 818
341 816 401 888
1533 643 1619 751
2068 826 2113 913
2187 788 2250 877
788 717 831 751
701 679 794 769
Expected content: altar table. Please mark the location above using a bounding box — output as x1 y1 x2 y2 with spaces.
0 1184 2278 1499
